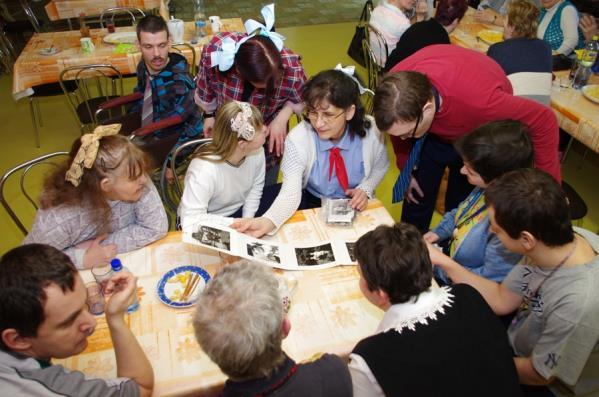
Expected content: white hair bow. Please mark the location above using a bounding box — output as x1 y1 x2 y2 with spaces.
244 3 285 51
210 4 285 72
230 101 256 141
334 63 374 95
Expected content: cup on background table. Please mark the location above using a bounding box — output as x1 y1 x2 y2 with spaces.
106 20 116 33
92 263 113 292
86 281 105 315
167 18 185 44
209 16 223 33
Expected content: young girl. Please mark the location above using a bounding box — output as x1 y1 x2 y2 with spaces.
178 101 266 230
423 120 533 283
23 124 168 269
232 68 390 238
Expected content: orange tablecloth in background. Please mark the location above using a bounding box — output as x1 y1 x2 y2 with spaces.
449 7 599 153
54 200 393 396
12 18 243 101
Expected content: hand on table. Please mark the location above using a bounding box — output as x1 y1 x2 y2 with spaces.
406 176 424 204
346 188 368 211
474 8 499 24
423 231 439 243
104 272 138 318
230 217 276 238
81 235 117 269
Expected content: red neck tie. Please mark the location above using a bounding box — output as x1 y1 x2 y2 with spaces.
328 147 349 193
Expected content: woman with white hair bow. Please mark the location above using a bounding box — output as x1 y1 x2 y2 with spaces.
194 4 307 186
232 66 390 238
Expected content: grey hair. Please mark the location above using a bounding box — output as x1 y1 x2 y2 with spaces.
192 260 285 380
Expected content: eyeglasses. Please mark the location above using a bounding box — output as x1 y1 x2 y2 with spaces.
303 110 345 125
396 111 423 140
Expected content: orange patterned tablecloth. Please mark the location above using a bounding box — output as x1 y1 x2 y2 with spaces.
54 200 393 397
12 18 243 101
450 8 599 152
45 0 161 21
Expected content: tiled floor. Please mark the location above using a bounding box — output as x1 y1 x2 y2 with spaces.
1 20 597 256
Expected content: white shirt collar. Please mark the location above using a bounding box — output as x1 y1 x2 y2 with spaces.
377 285 454 334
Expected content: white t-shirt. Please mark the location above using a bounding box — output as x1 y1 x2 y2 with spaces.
178 148 265 229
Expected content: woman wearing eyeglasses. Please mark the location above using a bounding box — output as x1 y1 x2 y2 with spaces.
232 69 390 238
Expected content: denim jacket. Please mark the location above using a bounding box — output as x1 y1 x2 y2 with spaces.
433 192 522 283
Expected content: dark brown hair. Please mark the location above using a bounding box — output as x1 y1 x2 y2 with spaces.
485 169 574 246
136 15 169 40
235 35 283 109
40 135 151 234
434 0 469 26
373 72 432 132
303 69 370 138
0 244 77 350
355 223 432 304
455 120 533 184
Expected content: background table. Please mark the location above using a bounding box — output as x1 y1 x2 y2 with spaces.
55 200 393 397
12 18 243 101
449 8 599 154
45 0 161 21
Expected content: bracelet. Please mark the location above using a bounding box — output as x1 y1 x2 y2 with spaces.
204 112 215 118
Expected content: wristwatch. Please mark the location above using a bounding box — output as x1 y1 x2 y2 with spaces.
204 112 216 118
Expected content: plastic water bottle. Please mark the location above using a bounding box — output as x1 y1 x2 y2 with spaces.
110 258 139 313
573 36 598 89
193 0 207 41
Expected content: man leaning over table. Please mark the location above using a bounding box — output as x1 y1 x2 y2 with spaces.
105 15 203 177
376 44 560 233
0 244 154 397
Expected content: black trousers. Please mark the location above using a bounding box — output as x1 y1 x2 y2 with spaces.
400 134 474 232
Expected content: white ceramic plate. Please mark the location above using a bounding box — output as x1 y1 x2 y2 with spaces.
103 31 138 44
157 265 210 308
582 84 599 104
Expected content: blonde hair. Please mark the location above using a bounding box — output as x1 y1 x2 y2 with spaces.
194 101 264 162
40 135 150 233
507 0 540 39
192 261 285 381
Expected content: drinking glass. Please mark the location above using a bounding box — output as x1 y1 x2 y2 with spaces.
86 282 105 315
91 263 113 292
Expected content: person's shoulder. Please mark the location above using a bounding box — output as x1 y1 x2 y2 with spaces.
167 52 190 73
287 121 312 142
296 354 351 393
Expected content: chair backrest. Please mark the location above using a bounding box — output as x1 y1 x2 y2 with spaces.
362 30 383 91
60 64 124 132
171 43 197 76
159 138 212 214
361 89 374 115
19 0 42 33
0 151 69 235
367 23 388 68
100 7 145 28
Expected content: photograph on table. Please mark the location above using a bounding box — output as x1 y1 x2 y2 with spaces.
191 225 231 251
345 242 357 262
247 241 281 264
295 243 336 266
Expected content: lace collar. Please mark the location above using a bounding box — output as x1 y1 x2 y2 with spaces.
377 286 454 334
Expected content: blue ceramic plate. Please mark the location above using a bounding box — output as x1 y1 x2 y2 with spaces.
157 265 211 308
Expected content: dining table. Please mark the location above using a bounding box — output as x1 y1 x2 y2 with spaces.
44 0 161 22
449 7 599 154
54 199 393 396
11 18 244 101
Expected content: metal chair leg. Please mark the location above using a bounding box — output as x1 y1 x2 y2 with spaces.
28 97 41 148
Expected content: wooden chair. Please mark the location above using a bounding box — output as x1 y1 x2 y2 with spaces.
0 151 69 235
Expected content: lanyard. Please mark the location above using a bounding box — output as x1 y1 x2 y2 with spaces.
454 189 486 231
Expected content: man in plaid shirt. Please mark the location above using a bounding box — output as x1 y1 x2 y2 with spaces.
195 31 307 180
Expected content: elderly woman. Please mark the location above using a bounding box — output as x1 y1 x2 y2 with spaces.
193 261 352 396
195 5 307 184
537 0 585 55
369 0 416 65
232 68 389 238
487 0 552 105
349 223 522 397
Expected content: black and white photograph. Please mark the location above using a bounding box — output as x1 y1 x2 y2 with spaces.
325 199 355 224
295 243 336 267
247 242 281 264
192 225 231 251
345 242 356 262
